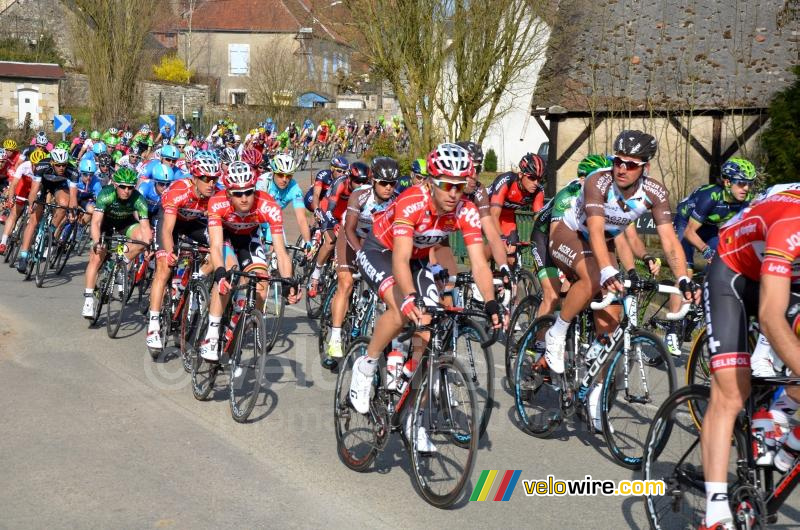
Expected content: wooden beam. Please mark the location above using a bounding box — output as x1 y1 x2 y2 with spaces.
534 115 550 139
721 113 770 161
546 118 559 197
555 116 604 170
710 116 722 182
668 115 712 164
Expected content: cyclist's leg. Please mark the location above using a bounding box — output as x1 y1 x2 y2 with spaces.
200 238 238 360
52 187 70 230
82 219 113 316
124 222 147 260
700 258 757 527
310 226 336 293
329 234 355 356
534 226 560 316
19 188 45 253
148 211 177 333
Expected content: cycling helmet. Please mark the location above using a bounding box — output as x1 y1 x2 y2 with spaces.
190 152 222 177
123 131 133 141
3 138 18 151
151 162 173 184
331 155 349 171
220 146 238 165
233 134 241 143
348 161 371 184
50 147 69 165
90 130 101 141
140 124 151 133
577 154 611 178
303 119 313 129
721 158 757 182
92 142 107 155
241 147 263 169
35 131 48 146
113 167 137 185
0 148 6 161
173 136 188 147
185 123 192 130
79 129 87 140
427 143 473 179
371 157 399 182
177 128 187 138
224 161 255 190
455 141 484 165
270 153 298 174
183 145 196 162
108 127 119 136
519 153 545 178
613 130 658 161
79 158 97 174
161 144 180 160
129 144 143 156
106 136 119 148
30 148 47 165
96 153 113 167
222 131 235 144
55 140 70 151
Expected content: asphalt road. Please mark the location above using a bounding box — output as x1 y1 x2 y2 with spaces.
1 170 798 528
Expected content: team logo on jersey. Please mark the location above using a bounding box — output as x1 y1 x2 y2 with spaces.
458 204 482 230
787 231 800 252
735 222 758 239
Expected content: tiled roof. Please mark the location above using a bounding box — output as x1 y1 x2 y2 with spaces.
0 61 64 80
533 0 800 111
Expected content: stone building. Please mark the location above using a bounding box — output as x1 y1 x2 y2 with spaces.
530 0 799 199
0 61 64 128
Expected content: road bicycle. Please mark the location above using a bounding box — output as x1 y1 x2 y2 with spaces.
643 374 800 528
24 200 71 287
3 201 29 265
513 277 687 469
334 305 484 508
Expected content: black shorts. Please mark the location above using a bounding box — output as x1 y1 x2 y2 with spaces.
38 178 69 199
356 234 438 305
530 227 556 273
100 217 138 238
704 257 800 372
155 210 208 250
224 232 268 272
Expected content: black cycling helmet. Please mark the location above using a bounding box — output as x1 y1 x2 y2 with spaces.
455 141 484 166
348 161 371 184
96 153 113 167
613 130 658 162
519 153 545 178
371 156 399 182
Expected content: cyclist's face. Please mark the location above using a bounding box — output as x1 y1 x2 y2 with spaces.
430 179 465 213
155 181 169 196
373 179 395 200
193 175 217 197
519 172 541 193
53 163 67 175
228 188 255 212
273 172 292 189
115 183 135 198
727 179 752 201
612 153 646 188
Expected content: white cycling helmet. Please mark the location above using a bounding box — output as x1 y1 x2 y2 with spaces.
0 148 6 161
35 131 48 146
50 147 69 164
183 145 196 162
224 161 255 190
270 153 297 175
427 143 473 179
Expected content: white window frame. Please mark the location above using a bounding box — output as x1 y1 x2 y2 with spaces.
228 43 250 76
229 90 247 105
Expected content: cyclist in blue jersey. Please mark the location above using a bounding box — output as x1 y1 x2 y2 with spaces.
77 158 103 224
256 153 311 246
664 157 757 356
394 158 427 197
137 162 174 219
303 155 349 212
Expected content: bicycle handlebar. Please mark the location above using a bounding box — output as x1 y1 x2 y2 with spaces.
396 305 500 348
590 279 691 320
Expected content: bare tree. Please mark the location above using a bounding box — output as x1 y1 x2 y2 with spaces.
248 40 310 114
438 0 550 144
342 0 448 155
64 0 160 126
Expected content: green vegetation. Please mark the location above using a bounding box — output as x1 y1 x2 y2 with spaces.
761 66 800 186
0 34 64 65
484 148 498 172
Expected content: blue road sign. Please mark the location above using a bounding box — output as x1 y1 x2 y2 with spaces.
159 114 176 130
54 114 73 133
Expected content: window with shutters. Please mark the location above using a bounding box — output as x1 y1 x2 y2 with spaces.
229 43 250 76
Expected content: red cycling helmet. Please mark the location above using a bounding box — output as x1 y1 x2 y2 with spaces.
241 147 263 169
427 143 473 179
519 153 545 179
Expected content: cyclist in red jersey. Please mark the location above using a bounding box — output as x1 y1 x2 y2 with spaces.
199 161 298 361
348 144 502 449
145 151 220 354
307 161 370 297
488 152 546 263
700 184 800 530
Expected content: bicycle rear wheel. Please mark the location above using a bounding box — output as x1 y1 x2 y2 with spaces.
317 282 337 369
90 266 110 326
602 329 677 470
643 384 748 529
504 294 542 385
513 315 563 438
157 286 174 357
34 227 53 287
191 342 218 401
54 233 74 275
180 281 209 373
454 318 494 440
261 279 285 352
106 262 129 338
230 309 267 423
334 337 378 471
305 260 331 319
686 327 711 387
410 354 477 508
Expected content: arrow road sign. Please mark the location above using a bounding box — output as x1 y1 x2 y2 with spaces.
53 114 72 134
159 114 176 130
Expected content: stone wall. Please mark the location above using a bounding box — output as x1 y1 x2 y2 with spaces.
60 72 210 116
0 0 75 65
0 77 59 128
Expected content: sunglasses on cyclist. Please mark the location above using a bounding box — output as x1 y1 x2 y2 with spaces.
412 173 426 182
163 158 177 164
612 156 647 170
80 172 93 178
730 179 753 188
273 172 293 179
230 189 255 198
376 179 396 187
431 179 467 193
155 181 169 187
53 163 67 168
117 184 135 191
196 175 219 183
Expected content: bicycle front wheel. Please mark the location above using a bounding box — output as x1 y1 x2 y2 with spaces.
180 281 209 373
262 280 285 353
686 326 711 387
602 329 677 470
317 282 337 369
34 227 53 287
504 294 542 385
410 354 477 508
334 337 378 471
229 309 267 423
454 318 494 440
106 262 129 338
90 266 110 326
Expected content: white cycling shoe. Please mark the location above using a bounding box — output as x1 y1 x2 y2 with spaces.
665 333 682 357
544 329 566 374
405 412 437 454
146 330 163 350
81 297 95 319
348 356 374 414
199 338 219 361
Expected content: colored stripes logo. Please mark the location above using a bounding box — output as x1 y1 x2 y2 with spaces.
470 470 522 501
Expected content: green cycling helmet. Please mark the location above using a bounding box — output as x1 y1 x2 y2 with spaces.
721 157 757 182
55 140 70 151
577 154 612 178
112 167 137 185
411 158 428 176
106 136 119 148
90 130 101 141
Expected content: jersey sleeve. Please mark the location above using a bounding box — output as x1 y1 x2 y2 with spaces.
93 186 114 213
259 197 285 234
289 181 304 209
489 173 512 207
392 189 425 239
688 188 716 225
642 178 673 225
762 217 800 278
134 192 150 220
456 201 485 246
472 184 492 218
532 187 544 212
583 172 612 218
160 182 183 216
207 194 227 228
65 167 79 188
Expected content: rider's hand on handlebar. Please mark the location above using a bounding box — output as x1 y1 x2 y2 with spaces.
643 254 661 276
678 276 701 305
484 299 503 329
400 293 425 324
600 266 623 294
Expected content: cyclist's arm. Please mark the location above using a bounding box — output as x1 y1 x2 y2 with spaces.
391 230 416 298
26 179 41 209
311 185 324 212
656 222 690 280
622 223 648 260
159 212 177 256
90 210 104 246
138 218 152 244
270 231 293 279
613 229 636 272
208 224 225 271
68 185 78 210
293 203 311 243
682 218 709 253
465 241 496 304
759 274 800 372
344 193 362 252
481 212 508 268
